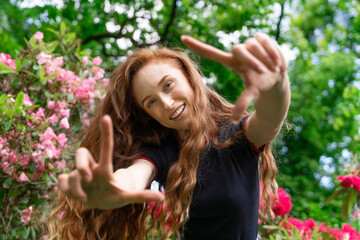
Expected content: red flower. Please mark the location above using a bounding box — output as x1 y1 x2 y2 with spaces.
352 175 360 192
272 188 292 216
337 175 353 187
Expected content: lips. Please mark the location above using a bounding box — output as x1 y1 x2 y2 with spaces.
170 103 185 120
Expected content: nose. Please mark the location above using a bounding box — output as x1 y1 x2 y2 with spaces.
160 95 174 110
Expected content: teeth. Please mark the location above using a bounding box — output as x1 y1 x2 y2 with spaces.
171 104 185 119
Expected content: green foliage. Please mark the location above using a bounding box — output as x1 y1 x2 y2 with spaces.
1 0 360 236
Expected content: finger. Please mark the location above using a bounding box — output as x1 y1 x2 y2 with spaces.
75 147 96 183
58 173 71 195
254 33 281 67
68 170 88 201
231 44 268 73
98 115 114 173
126 190 165 204
233 86 259 121
245 38 277 72
181 35 232 66
271 38 287 71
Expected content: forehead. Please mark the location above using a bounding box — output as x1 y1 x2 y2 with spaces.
132 60 183 89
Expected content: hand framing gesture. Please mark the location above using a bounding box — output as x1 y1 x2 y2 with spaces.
181 33 288 121
58 116 164 209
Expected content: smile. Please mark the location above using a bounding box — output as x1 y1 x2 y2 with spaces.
170 104 185 120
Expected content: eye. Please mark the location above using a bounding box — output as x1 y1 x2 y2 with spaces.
164 81 174 90
147 99 156 108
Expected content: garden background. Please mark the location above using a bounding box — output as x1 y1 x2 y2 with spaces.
1 0 360 239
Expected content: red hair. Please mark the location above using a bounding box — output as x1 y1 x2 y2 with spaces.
48 47 278 239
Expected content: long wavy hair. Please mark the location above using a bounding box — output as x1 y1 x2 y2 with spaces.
48 47 278 239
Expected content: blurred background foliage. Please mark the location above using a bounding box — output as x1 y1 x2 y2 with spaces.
1 0 360 228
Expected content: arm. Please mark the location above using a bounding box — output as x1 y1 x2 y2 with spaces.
114 159 156 192
181 33 290 147
58 116 164 210
246 73 290 148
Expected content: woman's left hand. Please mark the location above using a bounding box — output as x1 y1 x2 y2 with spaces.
181 33 288 121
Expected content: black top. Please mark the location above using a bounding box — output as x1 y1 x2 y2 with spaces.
142 116 261 240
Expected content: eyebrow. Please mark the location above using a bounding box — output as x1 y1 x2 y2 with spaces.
141 75 171 107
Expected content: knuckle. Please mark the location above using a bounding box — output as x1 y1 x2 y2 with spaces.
231 44 244 54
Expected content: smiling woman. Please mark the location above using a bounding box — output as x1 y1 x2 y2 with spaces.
48 34 290 240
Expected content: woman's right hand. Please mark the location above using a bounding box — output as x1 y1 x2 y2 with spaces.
58 115 165 210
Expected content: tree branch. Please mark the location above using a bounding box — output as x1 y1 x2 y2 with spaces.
275 2 285 41
160 0 178 42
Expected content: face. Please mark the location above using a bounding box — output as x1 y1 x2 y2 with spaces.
132 61 194 137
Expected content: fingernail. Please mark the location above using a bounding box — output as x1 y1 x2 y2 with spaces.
84 175 91 183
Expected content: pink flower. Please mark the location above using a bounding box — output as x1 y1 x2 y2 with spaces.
17 172 30 182
49 159 66 172
48 101 55 109
1 161 14 176
57 133 68 147
272 188 292 216
60 108 70 118
49 114 59 124
20 206 33 224
35 107 45 119
20 155 30 166
82 56 89 65
92 56 102 65
337 174 353 187
57 101 67 110
59 117 70 129
81 112 90 126
34 31 44 41
352 175 360 192
23 93 34 107
39 127 57 141
0 53 16 71
102 78 110 86
36 52 52 65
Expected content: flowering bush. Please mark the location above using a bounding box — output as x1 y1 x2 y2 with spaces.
258 180 360 240
0 25 108 239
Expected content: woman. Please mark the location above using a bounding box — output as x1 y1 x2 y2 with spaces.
49 33 290 239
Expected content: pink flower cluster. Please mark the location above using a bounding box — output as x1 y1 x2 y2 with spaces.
20 206 33 224
0 93 68 182
337 174 360 192
36 50 107 105
284 218 360 240
0 53 16 71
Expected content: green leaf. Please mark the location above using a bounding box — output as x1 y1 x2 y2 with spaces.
30 35 36 47
325 187 348 204
46 27 59 35
21 227 30 239
0 63 15 74
22 104 39 111
39 65 45 82
30 226 36 240
2 178 11 188
23 70 38 78
65 32 76 43
15 59 21 73
45 40 59 53
15 92 24 110
341 190 352 219
44 73 59 82
60 22 67 35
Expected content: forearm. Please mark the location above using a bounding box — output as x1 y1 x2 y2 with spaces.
113 159 155 192
248 73 290 144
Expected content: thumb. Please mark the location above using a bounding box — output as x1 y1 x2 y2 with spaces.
233 86 258 121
